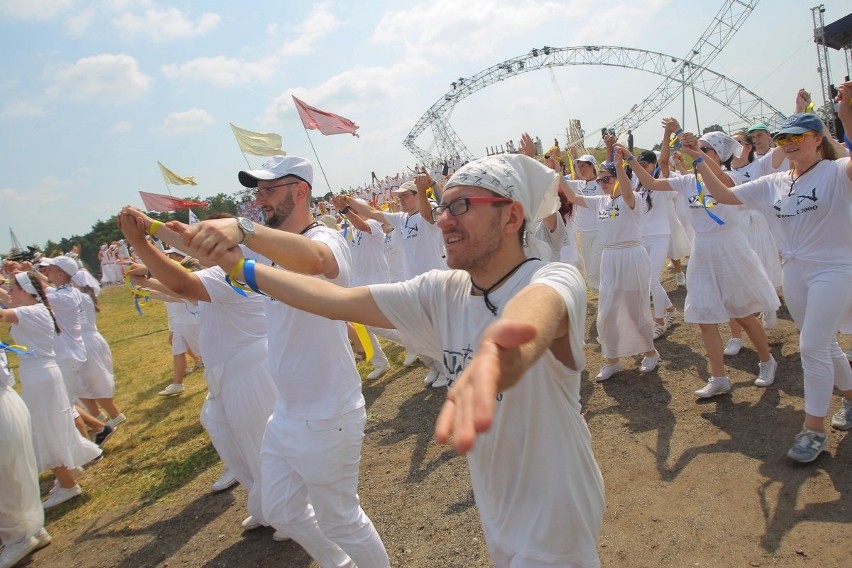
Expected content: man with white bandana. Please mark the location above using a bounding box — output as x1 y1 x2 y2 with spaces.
207 154 605 568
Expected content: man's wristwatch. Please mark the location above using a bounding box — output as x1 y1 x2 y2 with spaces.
236 217 255 245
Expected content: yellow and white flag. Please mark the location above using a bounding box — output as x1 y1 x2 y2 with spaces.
230 123 285 156
158 161 197 186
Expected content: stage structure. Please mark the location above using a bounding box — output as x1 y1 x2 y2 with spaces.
812 5 852 137
403 0 787 163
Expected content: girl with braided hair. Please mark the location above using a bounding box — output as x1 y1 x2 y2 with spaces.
0 271 101 509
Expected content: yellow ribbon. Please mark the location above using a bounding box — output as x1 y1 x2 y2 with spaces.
352 323 374 362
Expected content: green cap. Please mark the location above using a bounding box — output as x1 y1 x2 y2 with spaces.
747 122 770 133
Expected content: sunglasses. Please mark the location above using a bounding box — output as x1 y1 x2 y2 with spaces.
774 132 817 146
595 176 616 184
430 197 513 222
254 180 301 198
699 146 716 154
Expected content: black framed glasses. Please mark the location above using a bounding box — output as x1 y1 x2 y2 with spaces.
595 175 616 184
430 197 514 222
254 181 301 198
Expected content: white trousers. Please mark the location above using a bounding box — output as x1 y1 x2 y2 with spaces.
260 406 389 568
641 234 673 318
782 259 852 417
577 230 603 291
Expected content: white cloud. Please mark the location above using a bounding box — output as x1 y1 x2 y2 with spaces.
278 2 343 56
110 120 133 133
65 6 94 34
157 108 214 135
0 0 75 21
46 53 152 104
113 7 220 42
0 177 71 206
161 56 276 87
0 100 47 119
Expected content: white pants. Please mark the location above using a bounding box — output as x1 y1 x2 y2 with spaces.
485 525 587 568
641 234 673 318
577 230 603 291
260 406 389 568
0 387 43 545
782 259 852 417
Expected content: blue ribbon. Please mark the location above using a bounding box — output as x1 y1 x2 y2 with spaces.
693 166 725 226
0 341 35 357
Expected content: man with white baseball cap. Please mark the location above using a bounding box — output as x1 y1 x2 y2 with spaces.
569 154 605 292
159 156 390 567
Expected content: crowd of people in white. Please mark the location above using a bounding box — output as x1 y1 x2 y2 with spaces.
1 81 851 568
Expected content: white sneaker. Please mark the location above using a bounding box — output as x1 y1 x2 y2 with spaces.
653 322 669 340
755 356 777 387
675 272 686 287
158 383 185 396
431 375 449 388
640 351 660 373
761 310 778 330
595 362 623 382
402 352 419 367
273 530 291 542
0 535 41 568
42 484 82 509
694 376 731 398
241 515 262 530
106 413 126 429
211 468 238 492
33 528 52 550
423 368 439 386
366 363 390 380
665 308 679 327
723 338 744 356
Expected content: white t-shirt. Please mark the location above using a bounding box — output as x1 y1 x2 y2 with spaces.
195 267 267 368
383 228 405 283
166 299 199 326
250 225 364 420
667 174 742 234
382 210 447 279
583 193 643 245
349 219 390 286
369 263 604 566
0 351 11 389
11 303 57 360
637 185 673 237
731 150 788 184
733 157 852 265
79 293 98 335
566 179 603 231
46 285 87 363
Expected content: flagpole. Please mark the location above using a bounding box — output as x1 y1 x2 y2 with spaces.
301 127 333 193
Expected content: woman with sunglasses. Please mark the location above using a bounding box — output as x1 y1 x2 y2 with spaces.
694 105 852 463
560 158 659 381
0 272 102 508
622 131 779 399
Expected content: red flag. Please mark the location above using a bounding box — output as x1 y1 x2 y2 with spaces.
139 191 208 212
292 95 360 137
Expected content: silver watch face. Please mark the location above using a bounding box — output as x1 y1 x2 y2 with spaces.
239 217 255 233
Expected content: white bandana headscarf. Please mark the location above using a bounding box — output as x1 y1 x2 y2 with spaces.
14 272 37 297
443 155 559 260
699 131 743 163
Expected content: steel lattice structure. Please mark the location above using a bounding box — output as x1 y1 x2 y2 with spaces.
403 0 781 163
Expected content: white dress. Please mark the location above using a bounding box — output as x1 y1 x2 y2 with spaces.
11 304 101 471
667 175 779 324
77 293 116 399
0 352 43 545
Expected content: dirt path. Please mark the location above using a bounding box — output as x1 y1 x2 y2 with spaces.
28 280 851 567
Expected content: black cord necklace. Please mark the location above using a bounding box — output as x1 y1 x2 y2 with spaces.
470 257 539 316
787 159 824 197
300 221 320 235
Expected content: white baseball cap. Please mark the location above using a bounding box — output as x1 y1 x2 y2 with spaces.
238 155 314 188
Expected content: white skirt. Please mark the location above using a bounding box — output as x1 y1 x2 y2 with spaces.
739 210 782 288
19 360 102 471
667 197 692 259
77 331 115 399
597 244 655 358
685 229 780 324
0 386 44 544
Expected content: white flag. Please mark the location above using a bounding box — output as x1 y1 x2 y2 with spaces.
230 123 285 156
188 208 200 225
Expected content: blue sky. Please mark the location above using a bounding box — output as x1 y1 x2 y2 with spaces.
1 0 849 251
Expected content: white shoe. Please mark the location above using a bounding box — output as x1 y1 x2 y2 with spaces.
42 484 82 509
761 310 778 330
723 338 744 356
366 363 390 380
402 352 419 367
653 322 669 340
423 368 439 386
595 362 623 382
158 383 185 396
431 375 450 388
211 468 238 492
0 534 41 568
273 530 291 542
33 528 52 550
241 515 262 530
755 356 777 387
694 376 731 398
106 413 126 429
675 272 686 287
665 308 679 327
640 351 660 373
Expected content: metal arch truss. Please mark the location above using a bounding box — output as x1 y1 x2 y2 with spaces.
403 45 785 163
